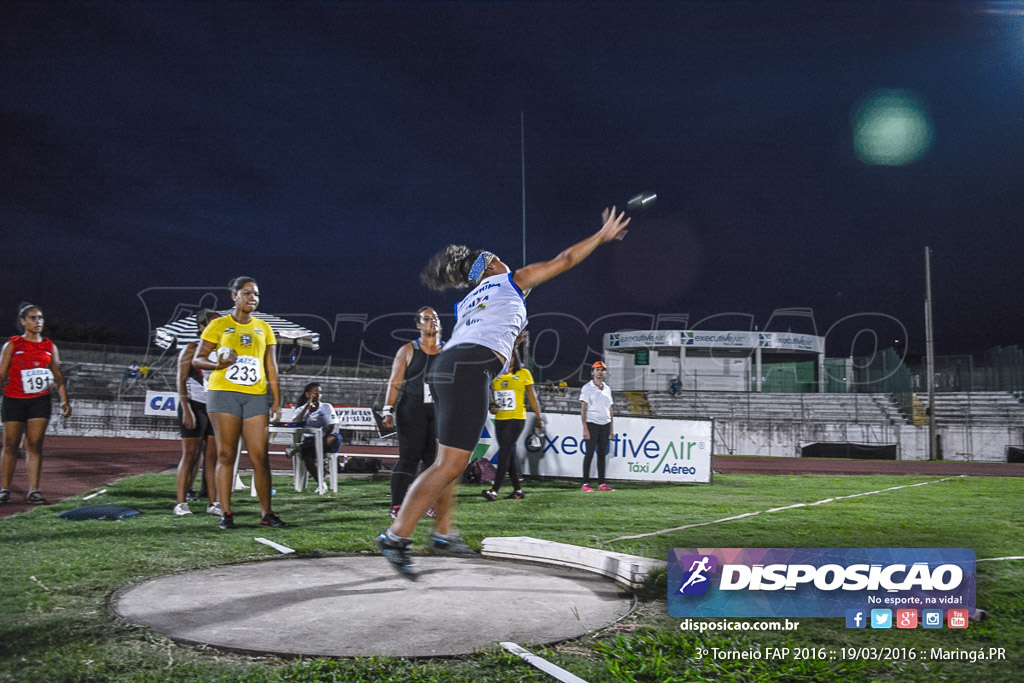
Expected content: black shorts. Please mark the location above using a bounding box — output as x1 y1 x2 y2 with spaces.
178 399 214 438
428 343 504 452
2 394 52 423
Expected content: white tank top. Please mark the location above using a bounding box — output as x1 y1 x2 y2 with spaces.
446 273 527 367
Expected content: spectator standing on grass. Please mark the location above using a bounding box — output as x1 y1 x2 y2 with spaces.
193 276 286 530
482 351 542 502
580 360 615 492
382 307 443 519
0 303 71 505
173 309 220 516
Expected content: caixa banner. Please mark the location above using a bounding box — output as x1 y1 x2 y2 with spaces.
668 548 975 617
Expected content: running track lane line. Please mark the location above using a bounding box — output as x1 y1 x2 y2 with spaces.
599 476 966 546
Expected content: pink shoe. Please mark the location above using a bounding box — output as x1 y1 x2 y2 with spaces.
581 483 594 492
597 484 615 491
389 505 401 519
425 506 437 518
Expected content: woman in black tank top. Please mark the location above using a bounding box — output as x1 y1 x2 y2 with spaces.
381 308 443 518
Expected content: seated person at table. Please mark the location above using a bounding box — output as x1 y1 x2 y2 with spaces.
291 382 340 482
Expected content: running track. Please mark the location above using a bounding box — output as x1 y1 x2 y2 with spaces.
1 436 1021 519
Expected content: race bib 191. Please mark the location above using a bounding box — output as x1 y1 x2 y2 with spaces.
21 368 53 394
494 389 517 412
224 355 262 386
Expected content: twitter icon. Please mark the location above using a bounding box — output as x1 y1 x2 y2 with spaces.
870 609 892 629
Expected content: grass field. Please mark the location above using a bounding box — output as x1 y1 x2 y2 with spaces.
1 471 1021 682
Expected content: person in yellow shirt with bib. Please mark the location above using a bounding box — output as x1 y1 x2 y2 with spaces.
193 276 286 530
483 355 543 501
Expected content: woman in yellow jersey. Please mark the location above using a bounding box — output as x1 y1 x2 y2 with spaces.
483 354 543 501
192 277 286 530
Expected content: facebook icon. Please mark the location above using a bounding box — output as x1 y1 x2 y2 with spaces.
845 609 867 629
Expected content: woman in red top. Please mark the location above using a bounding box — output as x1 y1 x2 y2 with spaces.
0 303 71 504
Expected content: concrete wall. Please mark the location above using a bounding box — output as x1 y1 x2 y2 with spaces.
709 421 1018 462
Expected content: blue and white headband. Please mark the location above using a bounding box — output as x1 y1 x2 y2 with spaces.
468 251 496 283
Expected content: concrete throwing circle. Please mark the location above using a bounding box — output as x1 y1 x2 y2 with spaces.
111 556 634 658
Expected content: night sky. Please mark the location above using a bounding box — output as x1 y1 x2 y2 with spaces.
2 1 1023 371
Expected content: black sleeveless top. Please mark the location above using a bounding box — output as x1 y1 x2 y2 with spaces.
400 339 441 402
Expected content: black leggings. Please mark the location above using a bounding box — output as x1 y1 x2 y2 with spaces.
428 343 504 451
582 422 611 485
492 418 524 492
390 399 437 506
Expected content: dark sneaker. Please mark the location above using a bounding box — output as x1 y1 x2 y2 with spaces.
376 531 418 580
506 490 525 500
425 506 436 518
430 531 477 557
185 489 199 502
218 513 236 530
260 512 288 528
482 489 498 501
26 490 47 505
389 505 401 519
0 489 10 504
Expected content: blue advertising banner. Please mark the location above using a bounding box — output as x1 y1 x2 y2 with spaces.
667 548 976 618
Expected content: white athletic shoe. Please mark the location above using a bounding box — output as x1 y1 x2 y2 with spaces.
173 502 192 516
206 502 223 515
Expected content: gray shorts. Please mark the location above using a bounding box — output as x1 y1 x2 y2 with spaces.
206 390 271 420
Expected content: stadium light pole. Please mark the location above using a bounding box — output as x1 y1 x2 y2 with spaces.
521 110 527 268
520 110 535 378
924 246 937 460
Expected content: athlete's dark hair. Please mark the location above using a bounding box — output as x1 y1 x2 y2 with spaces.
296 382 321 407
415 306 437 323
228 276 257 294
15 302 39 332
195 308 219 328
420 245 485 291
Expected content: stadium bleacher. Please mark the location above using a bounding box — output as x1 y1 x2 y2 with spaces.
915 391 1024 426
645 390 904 424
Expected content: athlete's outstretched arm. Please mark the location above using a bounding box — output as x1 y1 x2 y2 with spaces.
513 207 629 292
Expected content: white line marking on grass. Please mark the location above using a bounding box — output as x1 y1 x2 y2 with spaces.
601 476 966 545
254 537 295 554
977 556 1024 562
501 642 589 683
82 488 107 500
29 575 52 592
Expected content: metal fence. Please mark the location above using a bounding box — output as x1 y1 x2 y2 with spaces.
910 347 1024 394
